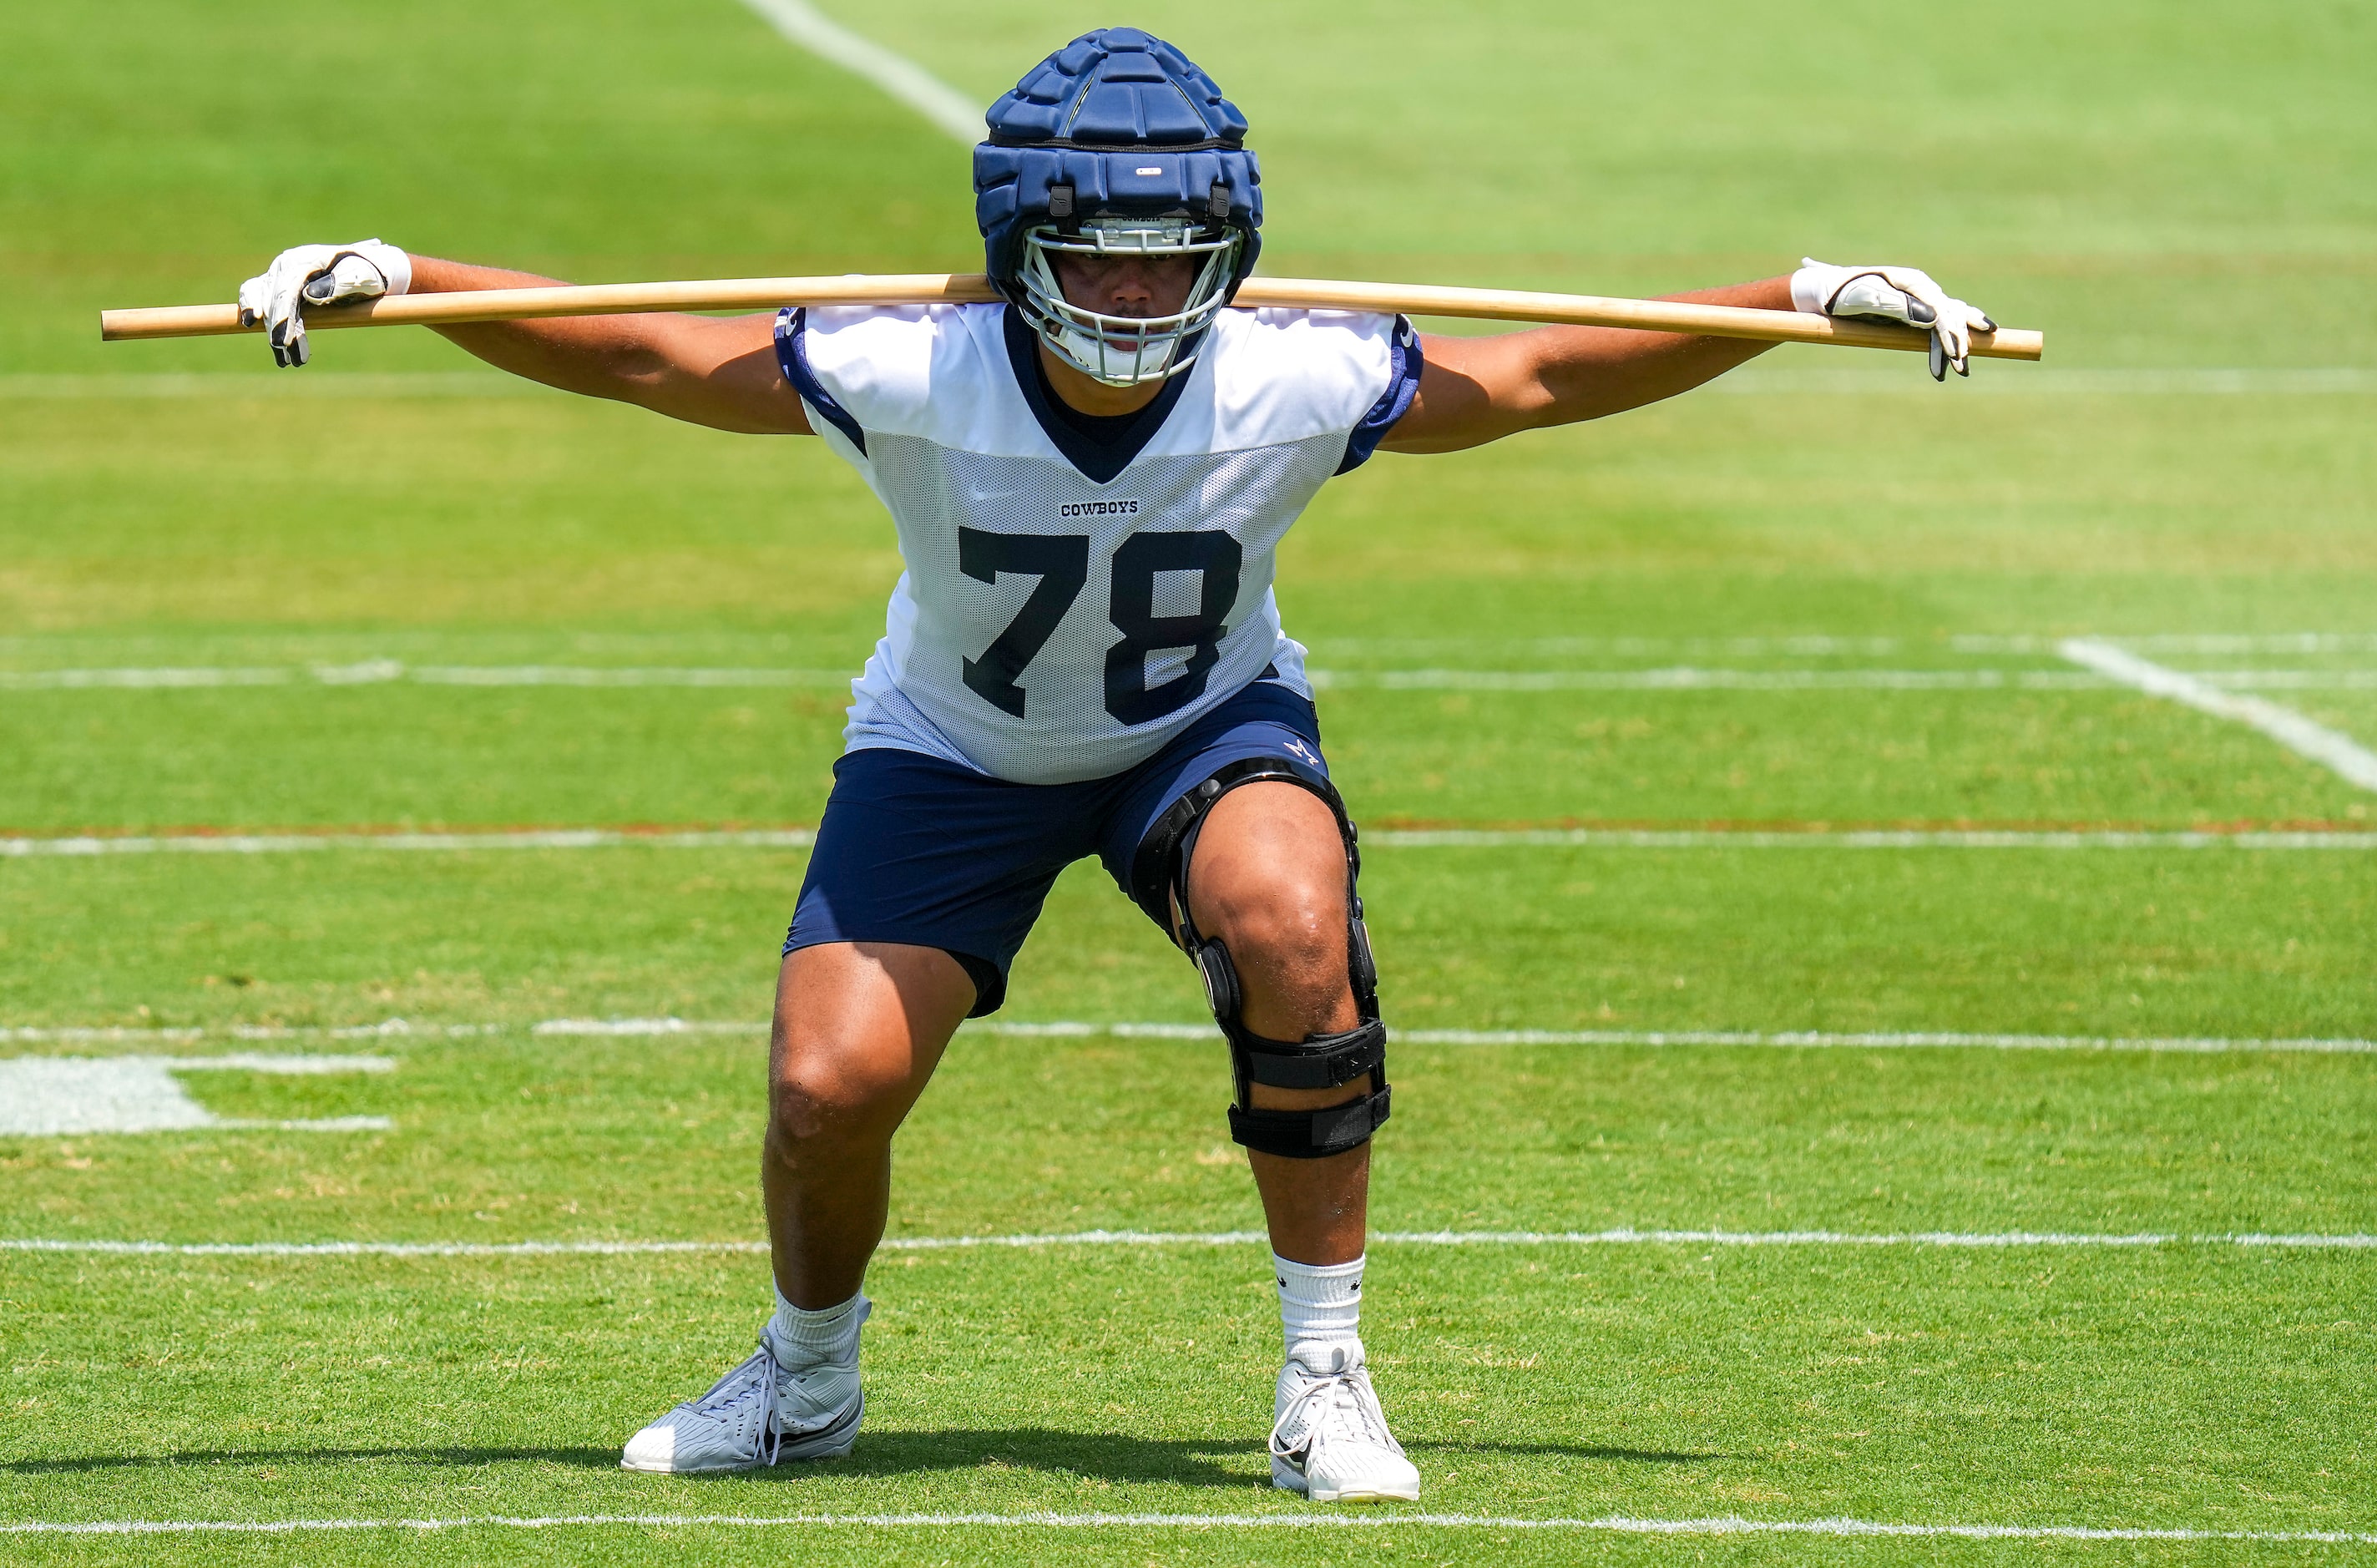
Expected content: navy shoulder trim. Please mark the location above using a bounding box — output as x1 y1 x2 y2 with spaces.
775 307 867 456
1336 316 1424 475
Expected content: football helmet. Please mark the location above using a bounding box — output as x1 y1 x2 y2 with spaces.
974 28 1263 387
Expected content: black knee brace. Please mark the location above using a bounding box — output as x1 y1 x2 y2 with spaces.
1130 756 1390 1159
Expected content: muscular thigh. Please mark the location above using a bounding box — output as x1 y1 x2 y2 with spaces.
769 941 977 1140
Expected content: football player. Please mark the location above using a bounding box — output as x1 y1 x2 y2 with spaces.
238 27 1992 1502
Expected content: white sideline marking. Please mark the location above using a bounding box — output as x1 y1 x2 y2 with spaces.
1720 367 2377 396
969 1020 2377 1055
0 373 537 400
2 1510 2372 1541
0 666 296 689
2064 639 2377 792
1308 667 2106 691
1 1021 489 1044
1320 631 2377 658
8 1231 2374 1257
1368 827 2377 848
0 829 817 857
0 1055 394 1136
736 0 981 144
8 826 2376 856
0 662 850 690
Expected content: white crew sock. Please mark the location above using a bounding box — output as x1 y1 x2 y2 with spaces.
1274 1252 1364 1370
761 1288 869 1370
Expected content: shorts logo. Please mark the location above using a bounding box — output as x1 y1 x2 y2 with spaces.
1058 499 1140 518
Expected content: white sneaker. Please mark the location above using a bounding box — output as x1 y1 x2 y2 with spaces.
1268 1341 1421 1502
619 1339 864 1474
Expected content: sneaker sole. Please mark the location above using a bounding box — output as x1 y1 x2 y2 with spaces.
619 1393 863 1473
1272 1456 1419 1503
1307 1482 1422 1503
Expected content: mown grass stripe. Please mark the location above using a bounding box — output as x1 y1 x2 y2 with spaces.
7 367 2371 398
8 1230 2372 1256
11 661 2376 693
11 1019 2374 1052
2 1510 2371 1541
10 827 2377 855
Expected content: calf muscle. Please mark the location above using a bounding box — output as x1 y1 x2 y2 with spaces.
763 941 975 1308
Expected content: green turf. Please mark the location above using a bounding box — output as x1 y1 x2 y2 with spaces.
3 0 2374 1560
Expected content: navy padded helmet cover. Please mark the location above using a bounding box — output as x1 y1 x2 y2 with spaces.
974 28 1262 295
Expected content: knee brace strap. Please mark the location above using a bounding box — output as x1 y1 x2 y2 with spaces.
1229 1084 1392 1159
1228 1018 1392 1158
1236 1017 1387 1092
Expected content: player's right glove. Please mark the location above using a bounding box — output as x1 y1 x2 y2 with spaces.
1791 258 1995 381
236 240 412 367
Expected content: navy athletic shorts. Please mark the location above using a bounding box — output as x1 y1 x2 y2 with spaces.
784 679 1328 1016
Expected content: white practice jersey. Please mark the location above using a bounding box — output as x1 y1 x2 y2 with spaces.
778 301 1421 784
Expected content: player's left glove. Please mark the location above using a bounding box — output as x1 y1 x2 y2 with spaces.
1792 258 1995 381
235 240 412 367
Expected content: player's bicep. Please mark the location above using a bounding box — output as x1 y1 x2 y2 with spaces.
1375 331 1550 454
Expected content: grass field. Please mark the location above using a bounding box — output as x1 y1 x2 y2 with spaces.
3 0 2374 1560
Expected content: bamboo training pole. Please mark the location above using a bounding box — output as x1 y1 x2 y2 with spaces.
99 274 2044 361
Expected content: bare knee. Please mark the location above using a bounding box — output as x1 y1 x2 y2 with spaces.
1208 873 1345 993
766 1046 908 1156
762 940 971 1161
1188 787 1356 1037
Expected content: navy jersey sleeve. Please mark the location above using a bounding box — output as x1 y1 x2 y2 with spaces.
1335 316 1424 475
774 307 868 456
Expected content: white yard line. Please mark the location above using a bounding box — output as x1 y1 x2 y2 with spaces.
11 1017 2374 1054
2062 639 2377 792
1719 367 2377 396
0 662 851 690
8 1230 2373 1257
0 829 817 857
9 826 2376 856
1308 667 2106 690
2 1511 2372 1541
1367 827 2377 848
734 0 981 144
974 1020 2377 1055
16 660 2377 693
0 372 536 400
0 1055 394 1136
1308 632 2377 658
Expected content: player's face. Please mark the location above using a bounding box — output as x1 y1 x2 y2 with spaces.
1050 252 1198 321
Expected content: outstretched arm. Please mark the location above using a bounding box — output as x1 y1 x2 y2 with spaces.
237 244 810 435
1380 260 1993 453
409 257 809 435
1380 276 1790 454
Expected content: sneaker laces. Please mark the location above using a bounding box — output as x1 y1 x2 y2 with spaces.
1271 1348 1400 1465
685 1346 783 1465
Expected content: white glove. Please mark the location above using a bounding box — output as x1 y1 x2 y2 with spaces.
1791 258 1995 380
235 240 412 367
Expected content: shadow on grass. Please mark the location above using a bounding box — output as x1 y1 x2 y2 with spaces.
5 1431 1717 1485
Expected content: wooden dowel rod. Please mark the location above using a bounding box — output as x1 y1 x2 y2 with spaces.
99 274 2043 361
